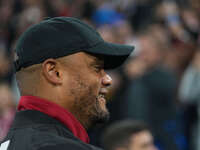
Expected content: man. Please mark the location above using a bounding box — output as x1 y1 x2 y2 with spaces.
102 120 157 150
0 17 134 150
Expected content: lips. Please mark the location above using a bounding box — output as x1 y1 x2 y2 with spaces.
96 90 109 114
100 88 108 95
98 94 106 101
97 88 108 104
99 94 105 99
96 96 106 111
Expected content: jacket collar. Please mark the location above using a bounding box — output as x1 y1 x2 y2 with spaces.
11 110 76 139
16 96 90 143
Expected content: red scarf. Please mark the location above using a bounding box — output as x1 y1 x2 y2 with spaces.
17 96 90 143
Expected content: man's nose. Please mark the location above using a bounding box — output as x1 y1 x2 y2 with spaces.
102 74 112 86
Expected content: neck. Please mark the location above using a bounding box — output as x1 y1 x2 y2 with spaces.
69 109 92 130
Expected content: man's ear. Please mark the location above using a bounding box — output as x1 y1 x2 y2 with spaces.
42 59 62 85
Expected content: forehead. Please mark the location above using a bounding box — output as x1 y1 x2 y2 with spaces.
85 52 104 64
58 52 104 68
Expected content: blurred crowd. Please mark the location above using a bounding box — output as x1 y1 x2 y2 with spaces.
0 0 200 150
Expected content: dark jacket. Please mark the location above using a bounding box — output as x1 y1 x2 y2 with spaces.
0 110 103 150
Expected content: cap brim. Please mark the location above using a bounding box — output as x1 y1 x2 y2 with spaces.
85 41 134 69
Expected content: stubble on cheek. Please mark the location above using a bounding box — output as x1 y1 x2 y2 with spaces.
70 77 109 128
76 86 110 126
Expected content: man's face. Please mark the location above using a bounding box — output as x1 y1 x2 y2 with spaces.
60 52 112 128
128 131 157 150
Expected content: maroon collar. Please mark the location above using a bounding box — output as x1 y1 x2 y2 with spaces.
17 96 90 143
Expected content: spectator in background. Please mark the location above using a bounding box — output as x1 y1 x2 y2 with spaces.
120 26 186 150
0 46 12 84
0 0 199 149
189 0 200 14
0 83 16 141
179 48 200 150
102 120 157 150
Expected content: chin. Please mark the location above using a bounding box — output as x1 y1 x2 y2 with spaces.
90 108 110 125
94 96 110 122
98 112 110 123
90 116 109 128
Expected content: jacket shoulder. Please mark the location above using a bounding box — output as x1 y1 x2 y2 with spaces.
3 127 102 150
37 141 103 150
33 132 103 150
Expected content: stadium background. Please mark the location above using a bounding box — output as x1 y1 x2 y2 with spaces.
0 0 200 150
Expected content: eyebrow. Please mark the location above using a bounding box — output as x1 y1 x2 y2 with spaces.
87 53 104 66
94 55 104 63
89 60 104 70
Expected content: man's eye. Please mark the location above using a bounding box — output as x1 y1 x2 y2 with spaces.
94 65 102 72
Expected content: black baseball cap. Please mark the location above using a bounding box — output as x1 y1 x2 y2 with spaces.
14 17 134 71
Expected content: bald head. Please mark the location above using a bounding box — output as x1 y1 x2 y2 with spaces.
15 54 72 96
16 63 42 96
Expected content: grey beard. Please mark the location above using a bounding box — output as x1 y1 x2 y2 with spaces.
90 97 110 124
